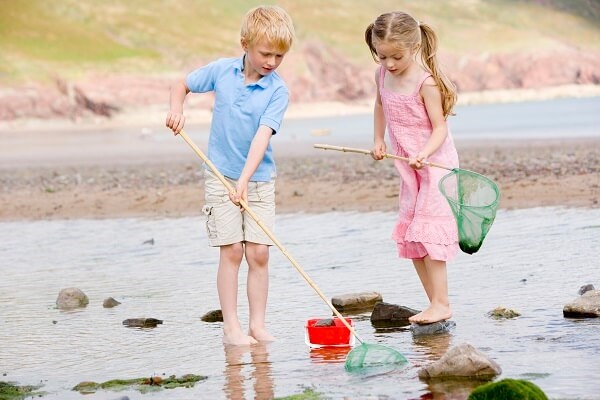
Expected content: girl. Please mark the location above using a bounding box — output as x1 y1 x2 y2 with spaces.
365 12 459 324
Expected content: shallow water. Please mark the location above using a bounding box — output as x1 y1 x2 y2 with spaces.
1 207 599 399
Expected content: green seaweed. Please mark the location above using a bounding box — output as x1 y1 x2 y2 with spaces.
73 374 206 394
276 387 329 400
0 381 44 400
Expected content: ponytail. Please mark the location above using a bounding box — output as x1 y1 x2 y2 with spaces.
418 22 457 118
364 23 378 62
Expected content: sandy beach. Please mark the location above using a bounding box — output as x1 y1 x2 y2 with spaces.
0 117 598 221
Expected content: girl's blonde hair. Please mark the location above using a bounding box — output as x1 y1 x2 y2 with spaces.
241 5 295 53
365 12 456 118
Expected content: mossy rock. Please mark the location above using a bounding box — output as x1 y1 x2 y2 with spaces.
468 378 548 400
275 387 328 399
0 381 44 400
73 374 206 394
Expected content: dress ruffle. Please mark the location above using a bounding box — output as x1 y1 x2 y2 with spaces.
392 217 459 261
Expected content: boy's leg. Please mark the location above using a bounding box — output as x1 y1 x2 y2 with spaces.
218 243 258 345
410 256 452 324
245 242 275 341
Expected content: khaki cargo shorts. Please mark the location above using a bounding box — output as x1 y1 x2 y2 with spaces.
203 169 275 247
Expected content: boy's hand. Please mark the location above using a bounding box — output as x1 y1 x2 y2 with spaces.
165 111 186 135
409 152 427 170
229 181 249 211
371 141 387 160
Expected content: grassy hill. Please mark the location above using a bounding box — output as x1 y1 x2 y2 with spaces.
1 0 599 84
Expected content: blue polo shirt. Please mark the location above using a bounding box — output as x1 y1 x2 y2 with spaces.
185 56 289 181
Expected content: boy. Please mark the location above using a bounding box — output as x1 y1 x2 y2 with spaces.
165 5 295 345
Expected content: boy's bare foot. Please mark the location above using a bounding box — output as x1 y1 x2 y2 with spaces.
223 328 258 345
409 305 452 324
249 327 276 342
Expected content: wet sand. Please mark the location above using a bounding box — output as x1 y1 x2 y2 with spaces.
0 123 598 221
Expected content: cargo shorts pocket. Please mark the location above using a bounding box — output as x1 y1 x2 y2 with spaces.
202 204 217 240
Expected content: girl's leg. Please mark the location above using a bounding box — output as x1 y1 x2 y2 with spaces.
218 243 257 345
409 258 431 322
410 256 452 324
245 242 275 341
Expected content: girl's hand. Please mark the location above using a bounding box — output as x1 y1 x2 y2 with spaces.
409 152 427 170
165 111 186 135
371 141 387 160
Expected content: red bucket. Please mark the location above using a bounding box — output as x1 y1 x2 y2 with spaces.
305 318 355 348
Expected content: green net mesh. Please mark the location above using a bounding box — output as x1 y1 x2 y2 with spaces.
344 343 408 372
439 169 500 254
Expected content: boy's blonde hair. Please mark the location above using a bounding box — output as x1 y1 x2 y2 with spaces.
241 5 295 52
365 12 457 118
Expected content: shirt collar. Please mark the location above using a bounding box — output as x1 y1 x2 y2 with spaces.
235 54 271 88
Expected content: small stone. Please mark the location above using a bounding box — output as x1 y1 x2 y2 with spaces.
200 309 223 322
122 318 163 328
314 318 335 327
103 297 121 308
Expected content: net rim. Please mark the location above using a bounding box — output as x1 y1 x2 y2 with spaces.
438 168 501 209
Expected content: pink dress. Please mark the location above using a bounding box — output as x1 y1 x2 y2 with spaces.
379 68 459 261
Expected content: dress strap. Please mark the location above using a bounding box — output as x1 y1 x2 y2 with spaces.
379 66 386 89
413 72 432 96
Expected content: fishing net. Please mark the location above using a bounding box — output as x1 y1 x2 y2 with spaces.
344 343 408 372
439 169 500 254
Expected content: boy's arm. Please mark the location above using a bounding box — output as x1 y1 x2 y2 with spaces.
166 79 190 134
230 125 273 205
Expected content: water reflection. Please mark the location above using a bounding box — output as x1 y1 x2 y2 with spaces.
223 343 274 400
309 346 351 364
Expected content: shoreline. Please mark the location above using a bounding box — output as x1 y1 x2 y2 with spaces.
1 137 598 222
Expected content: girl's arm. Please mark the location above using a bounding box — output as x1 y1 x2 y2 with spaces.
231 125 273 206
166 79 191 134
412 76 449 169
372 68 387 160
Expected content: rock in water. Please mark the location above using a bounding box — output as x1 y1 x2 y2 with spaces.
122 318 163 328
56 288 89 309
411 320 456 336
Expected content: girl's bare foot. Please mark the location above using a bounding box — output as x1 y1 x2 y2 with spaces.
410 305 452 324
249 327 276 342
408 311 424 323
223 328 258 345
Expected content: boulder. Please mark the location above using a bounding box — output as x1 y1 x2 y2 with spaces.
332 291 382 312
411 320 456 336
370 302 418 328
418 343 501 379
563 290 600 318
56 288 89 309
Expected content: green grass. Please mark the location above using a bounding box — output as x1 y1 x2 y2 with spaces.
0 0 598 83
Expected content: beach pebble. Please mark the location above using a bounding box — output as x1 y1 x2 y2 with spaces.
314 318 335 327
103 297 121 308
487 306 521 319
200 309 223 322
578 284 595 295
56 287 89 309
